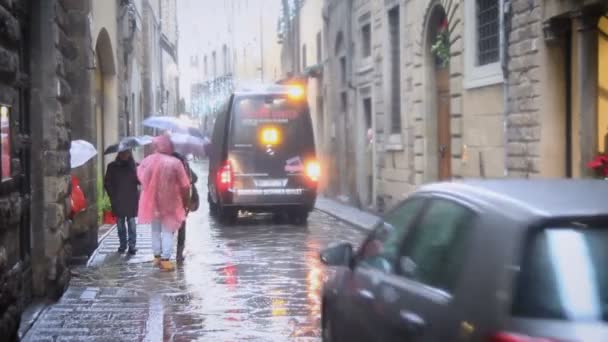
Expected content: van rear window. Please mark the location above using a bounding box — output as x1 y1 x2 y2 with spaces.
230 96 312 149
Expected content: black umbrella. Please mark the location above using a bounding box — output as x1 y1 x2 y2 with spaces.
103 144 120 155
103 135 153 155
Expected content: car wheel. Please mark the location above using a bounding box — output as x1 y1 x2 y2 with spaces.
219 206 237 224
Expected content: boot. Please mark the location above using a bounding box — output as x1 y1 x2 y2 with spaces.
153 256 161 267
159 259 175 271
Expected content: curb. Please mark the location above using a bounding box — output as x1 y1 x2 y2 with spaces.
314 203 380 232
86 224 117 268
18 301 52 341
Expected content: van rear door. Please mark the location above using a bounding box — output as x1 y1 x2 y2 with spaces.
227 94 316 203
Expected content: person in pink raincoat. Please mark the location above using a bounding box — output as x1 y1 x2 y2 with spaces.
137 135 191 271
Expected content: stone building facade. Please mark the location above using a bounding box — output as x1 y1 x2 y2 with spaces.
286 0 507 211
181 0 282 130
323 0 354 201
505 0 608 179
1 0 183 338
283 0 608 213
0 0 96 338
373 0 507 211
160 0 179 116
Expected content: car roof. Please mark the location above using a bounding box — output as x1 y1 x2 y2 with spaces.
418 179 608 220
233 83 299 96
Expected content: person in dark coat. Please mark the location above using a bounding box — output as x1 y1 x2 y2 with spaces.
172 151 198 262
104 149 140 254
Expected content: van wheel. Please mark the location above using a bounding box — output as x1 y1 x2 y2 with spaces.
289 208 309 225
208 192 218 216
219 206 237 224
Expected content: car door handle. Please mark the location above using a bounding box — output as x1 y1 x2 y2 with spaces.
399 310 425 336
357 289 375 301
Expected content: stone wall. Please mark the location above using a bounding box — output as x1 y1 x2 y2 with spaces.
323 0 352 200
1 0 96 337
29 0 77 302
505 0 543 177
0 0 30 338
374 0 416 211
60 0 97 261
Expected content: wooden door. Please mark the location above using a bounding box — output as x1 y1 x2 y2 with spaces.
436 67 451 180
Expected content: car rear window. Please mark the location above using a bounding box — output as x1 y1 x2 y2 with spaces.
512 226 608 321
229 95 313 151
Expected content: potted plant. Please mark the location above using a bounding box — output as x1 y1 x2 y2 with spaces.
97 177 116 225
100 193 116 225
431 18 450 68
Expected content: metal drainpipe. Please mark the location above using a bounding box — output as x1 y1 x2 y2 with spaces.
501 0 512 177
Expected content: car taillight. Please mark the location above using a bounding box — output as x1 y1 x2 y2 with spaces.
305 160 321 182
488 332 571 342
217 161 233 192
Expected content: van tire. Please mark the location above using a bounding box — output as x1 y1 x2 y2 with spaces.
208 192 218 217
289 208 309 225
219 206 238 224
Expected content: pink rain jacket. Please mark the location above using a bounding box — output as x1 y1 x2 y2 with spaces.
137 135 191 232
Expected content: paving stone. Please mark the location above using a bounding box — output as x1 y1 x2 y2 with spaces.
23 162 367 341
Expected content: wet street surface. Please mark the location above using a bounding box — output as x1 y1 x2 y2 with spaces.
23 162 365 341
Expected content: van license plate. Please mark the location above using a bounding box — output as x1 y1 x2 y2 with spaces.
255 179 287 188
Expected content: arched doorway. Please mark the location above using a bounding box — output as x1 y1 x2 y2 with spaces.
94 29 117 176
425 5 451 180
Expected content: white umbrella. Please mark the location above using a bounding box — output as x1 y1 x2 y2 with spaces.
70 140 97 169
170 133 206 146
143 116 191 132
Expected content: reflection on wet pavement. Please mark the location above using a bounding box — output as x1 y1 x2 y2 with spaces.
23 162 365 341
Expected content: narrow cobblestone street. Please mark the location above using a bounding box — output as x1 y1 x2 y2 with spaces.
22 162 365 341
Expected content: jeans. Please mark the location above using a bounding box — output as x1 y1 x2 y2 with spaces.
151 220 174 260
117 217 137 249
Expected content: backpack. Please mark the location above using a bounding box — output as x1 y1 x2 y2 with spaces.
177 155 200 213
189 185 200 212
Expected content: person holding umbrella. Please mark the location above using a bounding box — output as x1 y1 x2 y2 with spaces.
138 135 191 271
104 148 140 254
171 145 199 262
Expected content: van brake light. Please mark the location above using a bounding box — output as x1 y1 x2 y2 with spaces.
217 162 233 191
305 160 321 182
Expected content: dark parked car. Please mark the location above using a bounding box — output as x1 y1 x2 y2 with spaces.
320 179 608 342
208 84 319 224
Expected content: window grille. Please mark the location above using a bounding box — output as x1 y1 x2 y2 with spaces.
476 0 499 65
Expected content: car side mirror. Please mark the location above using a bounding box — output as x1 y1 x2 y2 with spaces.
320 242 353 267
